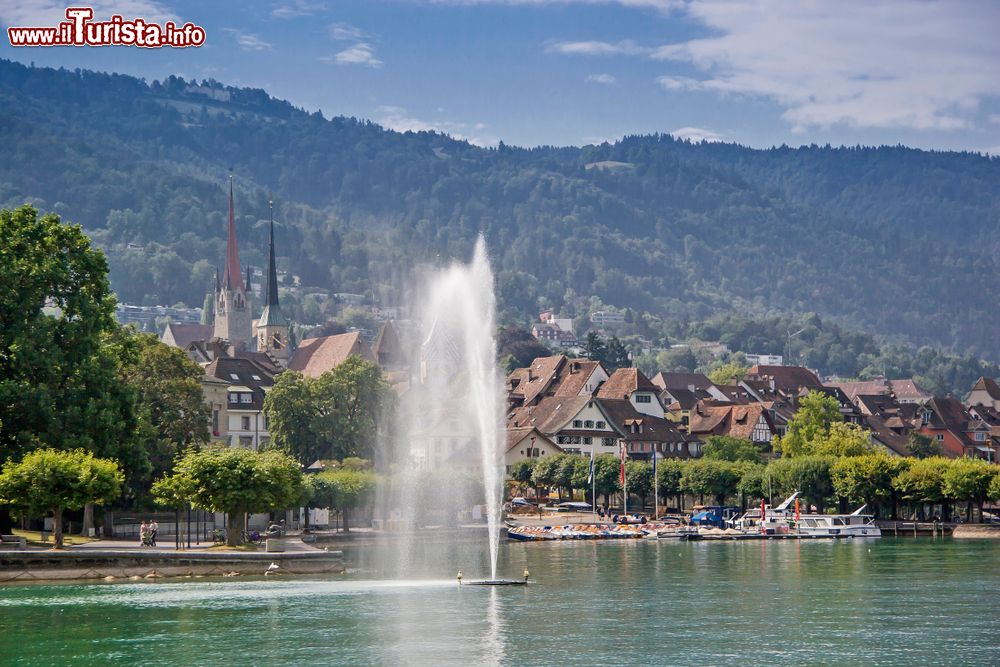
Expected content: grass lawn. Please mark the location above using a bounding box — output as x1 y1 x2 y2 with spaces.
12 528 101 547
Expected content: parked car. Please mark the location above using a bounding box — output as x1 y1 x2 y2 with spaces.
510 497 534 507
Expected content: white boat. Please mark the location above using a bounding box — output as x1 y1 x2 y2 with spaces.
732 492 881 538
797 505 882 538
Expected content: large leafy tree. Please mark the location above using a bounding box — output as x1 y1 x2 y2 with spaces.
831 454 908 518
0 206 142 530
702 436 761 463
117 330 210 495
777 391 864 458
311 467 377 533
680 459 740 505
768 455 834 513
265 357 390 465
892 456 952 520
655 458 684 512
942 458 999 523
0 448 123 548
152 447 303 546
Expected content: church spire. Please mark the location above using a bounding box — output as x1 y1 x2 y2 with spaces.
221 173 244 292
265 200 280 309
258 199 288 334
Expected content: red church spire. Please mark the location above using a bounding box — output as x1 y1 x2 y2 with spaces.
221 174 245 292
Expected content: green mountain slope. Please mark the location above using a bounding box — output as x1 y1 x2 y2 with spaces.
2 59 999 359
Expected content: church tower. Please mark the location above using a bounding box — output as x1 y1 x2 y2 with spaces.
257 200 289 364
213 175 253 347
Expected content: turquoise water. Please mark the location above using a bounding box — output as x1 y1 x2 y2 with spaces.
1 538 999 666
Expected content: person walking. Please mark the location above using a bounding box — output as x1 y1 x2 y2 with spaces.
149 519 159 547
139 520 149 547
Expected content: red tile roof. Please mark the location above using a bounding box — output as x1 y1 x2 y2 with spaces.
596 367 658 400
287 331 374 378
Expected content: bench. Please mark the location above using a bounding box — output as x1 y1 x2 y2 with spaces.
0 534 27 549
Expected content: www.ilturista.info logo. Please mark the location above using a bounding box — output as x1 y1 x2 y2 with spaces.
7 7 206 48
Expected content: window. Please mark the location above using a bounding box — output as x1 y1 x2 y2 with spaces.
230 373 239 380
936 434 944 442
239 436 253 447
264 415 270 430
241 416 251 431
572 419 583 428
212 410 219 436
252 375 262 381
603 438 615 447
921 411 931 425
636 394 652 403
596 421 606 429
583 437 592 445
240 393 253 404
975 432 986 441
584 420 594 428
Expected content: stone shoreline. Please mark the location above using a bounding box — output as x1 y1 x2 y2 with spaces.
0 549 345 583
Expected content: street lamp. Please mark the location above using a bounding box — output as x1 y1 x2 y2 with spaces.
785 327 807 364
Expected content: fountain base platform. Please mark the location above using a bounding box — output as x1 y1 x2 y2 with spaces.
462 579 527 586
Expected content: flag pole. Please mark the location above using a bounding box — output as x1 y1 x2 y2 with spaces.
653 447 658 520
590 447 596 516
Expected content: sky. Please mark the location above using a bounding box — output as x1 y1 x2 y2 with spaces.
2 0 1000 152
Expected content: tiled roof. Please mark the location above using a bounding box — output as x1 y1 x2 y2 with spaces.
287 331 374 378
748 365 823 392
889 379 930 401
864 414 910 456
203 355 276 410
505 355 566 406
827 379 890 400
597 398 687 443
970 376 1000 401
596 367 658 400
688 403 774 441
162 323 214 349
651 372 713 392
552 359 604 397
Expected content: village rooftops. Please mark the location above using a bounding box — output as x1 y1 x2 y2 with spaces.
746 364 823 393
650 372 714 392
595 367 658 400
288 330 374 378
969 376 1000 402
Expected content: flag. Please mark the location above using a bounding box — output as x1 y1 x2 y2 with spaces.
795 498 801 523
619 440 627 487
587 448 595 485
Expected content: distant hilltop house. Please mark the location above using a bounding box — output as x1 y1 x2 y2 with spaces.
589 310 625 325
745 353 783 366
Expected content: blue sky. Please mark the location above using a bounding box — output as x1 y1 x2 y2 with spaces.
3 0 1000 152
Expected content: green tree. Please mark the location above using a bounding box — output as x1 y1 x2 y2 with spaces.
776 391 847 457
508 459 536 497
735 463 769 507
707 360 748 386
624 460 653 510
892 456 951 520
680 459 740 505
768 456 834 513
0 448 123 549
830 454 908 518
118 330 209 489
593 453 622 508
655 458 684 511
605 337 630 373
584 332 607 365
530 455 561 499
811 422 873 458
0 205 133 531
907 432 941 459
152 447 303 546
265 357 391 465
942 458 998 523
312 467 377 532
702 436 761 463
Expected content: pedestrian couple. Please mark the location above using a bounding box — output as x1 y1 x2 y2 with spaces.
139 520 158 547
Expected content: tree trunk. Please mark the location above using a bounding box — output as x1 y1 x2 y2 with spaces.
52 507 64 549
0 507 14 534
967 500 974 523
225 511 242 547
81 503 94 536
342 507 350 533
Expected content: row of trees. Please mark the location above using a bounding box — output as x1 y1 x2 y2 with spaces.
509 449 1000 522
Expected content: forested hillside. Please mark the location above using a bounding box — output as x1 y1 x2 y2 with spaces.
2 58 999 361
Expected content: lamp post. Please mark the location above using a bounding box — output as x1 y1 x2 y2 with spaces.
785 327 807 364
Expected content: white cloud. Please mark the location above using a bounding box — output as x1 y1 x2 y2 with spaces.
321 43 383 67
0 0 176 25
329 22 368 41
224 28 272 52
670 126 722 142
656 75 701 91
546 39 649 56
586 73 616 85
989 115 1000 125
375 105 499 146
272 1 326 18
552 0 1000 132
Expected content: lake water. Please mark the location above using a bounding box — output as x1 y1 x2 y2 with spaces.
2 537 999 666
